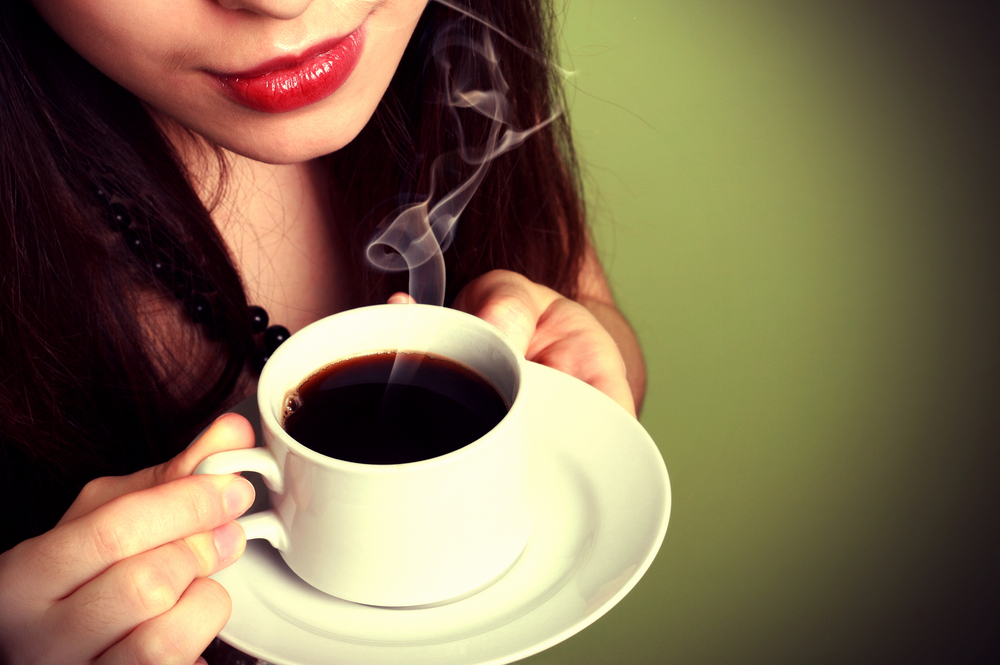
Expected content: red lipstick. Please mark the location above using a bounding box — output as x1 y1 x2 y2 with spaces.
213 27 365 113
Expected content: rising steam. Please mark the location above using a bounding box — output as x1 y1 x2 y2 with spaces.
365 5 560 306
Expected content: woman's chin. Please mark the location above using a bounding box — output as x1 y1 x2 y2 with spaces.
181 116 369 166
220 134 357 166
210 117 369 165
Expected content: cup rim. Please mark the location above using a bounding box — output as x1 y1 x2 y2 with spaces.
256 304 528 473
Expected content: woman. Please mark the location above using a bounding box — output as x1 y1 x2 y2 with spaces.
0 0 645 662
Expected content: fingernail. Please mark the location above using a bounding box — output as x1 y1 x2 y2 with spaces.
213 521 244 562
196 657 209 665
223 477 255 517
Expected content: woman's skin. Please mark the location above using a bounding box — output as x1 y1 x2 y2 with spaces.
30 0 431 163
0 1 645 662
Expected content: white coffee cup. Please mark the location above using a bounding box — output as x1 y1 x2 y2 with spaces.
195 304 532 607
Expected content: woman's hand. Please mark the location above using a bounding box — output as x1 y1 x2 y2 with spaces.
0 413 256 665
393 269 637 416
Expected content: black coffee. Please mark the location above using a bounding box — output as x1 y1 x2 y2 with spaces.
282 352 508 464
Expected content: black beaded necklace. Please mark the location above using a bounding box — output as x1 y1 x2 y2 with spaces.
93 181 289 374
246 305 289 374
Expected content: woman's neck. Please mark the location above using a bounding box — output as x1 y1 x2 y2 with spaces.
211 154 357 333
162 120 359 335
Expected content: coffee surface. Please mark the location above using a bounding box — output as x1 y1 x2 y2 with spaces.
283 352 508 464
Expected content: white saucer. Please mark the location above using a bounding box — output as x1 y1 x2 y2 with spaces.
213 362 671 665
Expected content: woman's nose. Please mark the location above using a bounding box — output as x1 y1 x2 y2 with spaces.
216 0 315 20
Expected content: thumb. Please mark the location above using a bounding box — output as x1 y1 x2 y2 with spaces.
163 412 257 480
387 292 416 305
59 413 256 523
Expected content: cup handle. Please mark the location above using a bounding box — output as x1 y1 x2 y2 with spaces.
232 509 288 551
194 448 288 551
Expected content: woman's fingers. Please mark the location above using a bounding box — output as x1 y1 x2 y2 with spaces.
452 270 557 355
59 413 256 524
94 577 232 665
453 270 636 416
38 523 245 663
18 473 254 602
525 298 635 416
164 412 257 480
387 291 416 305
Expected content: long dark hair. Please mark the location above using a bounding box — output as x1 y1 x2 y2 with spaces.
0 0 586 550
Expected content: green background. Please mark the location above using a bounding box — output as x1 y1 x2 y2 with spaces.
523 1 999 663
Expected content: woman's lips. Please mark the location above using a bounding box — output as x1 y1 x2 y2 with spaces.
212 27 365 113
